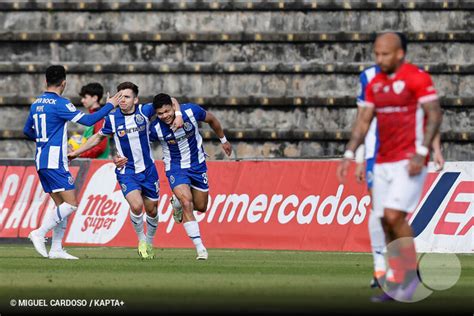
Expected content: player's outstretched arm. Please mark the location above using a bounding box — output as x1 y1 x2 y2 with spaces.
204 111 232 157
68 132 106 160
337 106 375 183
76 91 123 126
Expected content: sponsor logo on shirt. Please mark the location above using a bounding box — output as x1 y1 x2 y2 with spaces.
376 106 409 113
372 82 383 93
33 98 56 105
117 125 146 137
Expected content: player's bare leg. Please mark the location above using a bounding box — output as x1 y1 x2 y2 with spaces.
173 184 208 260
29 189 78 259
191 188 208 213
143 196 159 258
125 190 148 259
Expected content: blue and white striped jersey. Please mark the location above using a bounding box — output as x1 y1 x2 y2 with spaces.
149 103 207 173
23 91 113 170
357 65 380 160
100 103 155 174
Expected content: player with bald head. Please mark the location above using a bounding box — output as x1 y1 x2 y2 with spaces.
338 32 443 302
374 33 405 74
353 33 444 290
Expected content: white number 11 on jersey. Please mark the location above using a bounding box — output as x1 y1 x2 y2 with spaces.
33 113 49 142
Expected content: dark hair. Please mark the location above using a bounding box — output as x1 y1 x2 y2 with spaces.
46 65 66 87
80 82 104 102
395 32 408 53
153 93 172 109
117 82 139 96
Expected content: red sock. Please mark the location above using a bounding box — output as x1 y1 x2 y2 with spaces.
388 256 405 283
400 244 418 271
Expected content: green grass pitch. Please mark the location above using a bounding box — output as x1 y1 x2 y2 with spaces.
0 245 472 315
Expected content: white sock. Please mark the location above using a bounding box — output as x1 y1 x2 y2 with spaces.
368 211 386 272
37 203 77 237
145 213 159 245
183 220 206 252
51 216 69 252
130 211 146 242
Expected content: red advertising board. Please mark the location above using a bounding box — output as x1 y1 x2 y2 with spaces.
1 160 472 253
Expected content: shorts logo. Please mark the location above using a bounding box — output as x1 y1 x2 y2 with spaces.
118 130 126 137
393 80 405 95
367 171 373 183
121 183 127 192
68 176 74 185
183 122 193 132
135 114 144 124
170 175 175 184
155 181 160 193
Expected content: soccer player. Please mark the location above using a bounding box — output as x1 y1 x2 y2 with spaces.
337 33 442 302
23 65 122 259
78 82 111 159
115 93 232 260
68 82 183 259
354 34 445 289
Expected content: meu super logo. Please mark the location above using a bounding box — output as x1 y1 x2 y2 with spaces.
66 163 129 244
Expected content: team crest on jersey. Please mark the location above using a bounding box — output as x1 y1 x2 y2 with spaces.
68 176 74 185
135 114 145 124
121 183 127 192
183 122 193 132
393 80 405 95
118 130 126 137
66 103 77 112
170 175 175 184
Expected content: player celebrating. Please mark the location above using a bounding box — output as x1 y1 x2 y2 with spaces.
354 33 445 289
69 82 183 259
337 33 442 302
23 65 122 259
115 93 232 260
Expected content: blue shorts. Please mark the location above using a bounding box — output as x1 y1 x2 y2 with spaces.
38 168 75 193
366 157 375 190
167 167 209 192
116 166 160 201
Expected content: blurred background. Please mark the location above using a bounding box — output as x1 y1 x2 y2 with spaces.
0 0 472 161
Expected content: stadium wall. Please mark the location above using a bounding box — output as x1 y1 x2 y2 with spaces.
0 159 472 253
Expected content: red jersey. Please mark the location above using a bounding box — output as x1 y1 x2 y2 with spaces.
79 108 108 158
363 63 438 164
